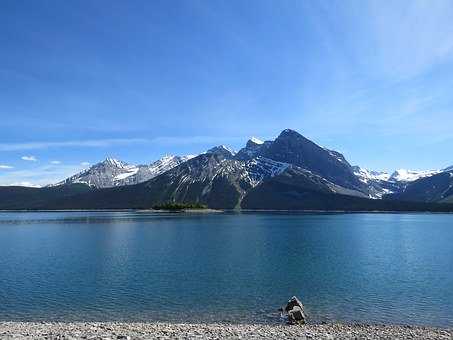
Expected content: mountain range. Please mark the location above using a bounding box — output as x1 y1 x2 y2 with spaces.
49 155 194 188
1 129 453 211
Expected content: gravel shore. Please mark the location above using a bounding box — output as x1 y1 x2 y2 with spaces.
0 322 451 339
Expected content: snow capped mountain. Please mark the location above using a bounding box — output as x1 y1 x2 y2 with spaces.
41 129 452 206
115 155 195 187
236 130 366 192
354 166 441 184
52 155 194 189
6 128 453 210
139 151 341 209
52 158 138 188
148 155 195 175
389 170 453 203
352 166 390 183
352 166 397 198
352 166 445 199
388 169 440 182
257 129 366 192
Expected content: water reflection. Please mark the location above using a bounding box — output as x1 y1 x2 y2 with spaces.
0 211 452 326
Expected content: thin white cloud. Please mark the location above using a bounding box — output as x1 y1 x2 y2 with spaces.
0 138 149 151
0 163 87 187
0 136 245 151
50 160 61 164
150 136 244 146
7 182 41 188
0 165 13 169
80 162 90 166
350 0 453 79
21 155 37 162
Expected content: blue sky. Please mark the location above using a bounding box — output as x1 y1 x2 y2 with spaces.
1 0 453 186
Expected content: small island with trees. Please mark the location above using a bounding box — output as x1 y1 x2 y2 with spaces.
151 202 210 212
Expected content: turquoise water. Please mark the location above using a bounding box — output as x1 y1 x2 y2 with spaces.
0 211 452 326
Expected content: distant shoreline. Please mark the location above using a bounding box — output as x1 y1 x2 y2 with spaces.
1 208 453 214
0 321 451 339
137 208 223 213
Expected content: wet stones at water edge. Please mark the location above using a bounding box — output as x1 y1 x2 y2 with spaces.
280 296 306 325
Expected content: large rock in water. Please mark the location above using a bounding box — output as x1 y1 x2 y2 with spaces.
282 296 306 325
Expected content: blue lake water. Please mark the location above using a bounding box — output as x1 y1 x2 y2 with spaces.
0 211 452 326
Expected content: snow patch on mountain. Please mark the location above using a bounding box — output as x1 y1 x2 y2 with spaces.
354 166 441 184
353 166 391 183
243 157 289 186
165 155 289 197
389 169 440 182
113 167 139 181
138 155 195 180
250 137 264 145
324 148 349 165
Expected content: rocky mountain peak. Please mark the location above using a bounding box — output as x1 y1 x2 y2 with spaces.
206 145 235 157
236 138 269 161
102 157 129 169
260 129 365 192
277 129 302 139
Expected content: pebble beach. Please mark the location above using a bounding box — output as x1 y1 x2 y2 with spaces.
0 322 451 339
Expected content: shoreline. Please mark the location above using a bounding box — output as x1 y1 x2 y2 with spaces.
1 208 453 214
0 321 451 339
136 208 223 213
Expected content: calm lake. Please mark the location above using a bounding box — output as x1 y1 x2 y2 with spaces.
0 211 452 326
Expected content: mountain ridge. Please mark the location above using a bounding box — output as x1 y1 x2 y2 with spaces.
1 128 453 210
50 155 194 189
